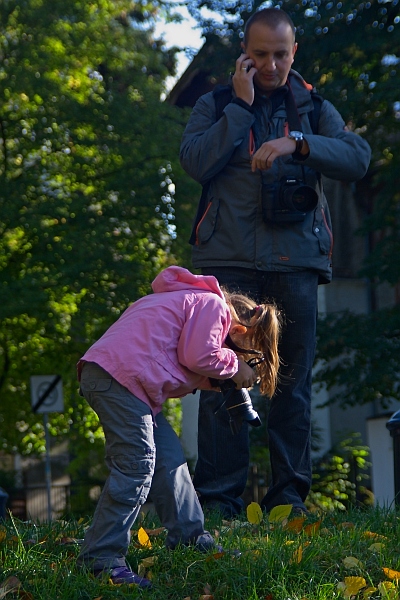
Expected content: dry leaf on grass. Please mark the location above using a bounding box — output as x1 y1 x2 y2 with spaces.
0 576 21 599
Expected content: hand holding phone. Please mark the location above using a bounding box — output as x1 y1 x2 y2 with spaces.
232 52 256 106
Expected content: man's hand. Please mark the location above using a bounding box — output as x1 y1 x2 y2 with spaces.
232 53 257 106
251 136 310 171
251 137 296 171
231 357 258 389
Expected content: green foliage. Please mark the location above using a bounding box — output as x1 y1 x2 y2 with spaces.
314 308 400 408
308 433 373 512
0 0 189 457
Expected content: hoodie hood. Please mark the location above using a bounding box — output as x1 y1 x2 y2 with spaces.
152 266 225 299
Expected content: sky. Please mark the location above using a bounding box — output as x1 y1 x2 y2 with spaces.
154 6 205 89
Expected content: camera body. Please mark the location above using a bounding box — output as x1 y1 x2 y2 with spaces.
213 378 262 436
262 176 318 224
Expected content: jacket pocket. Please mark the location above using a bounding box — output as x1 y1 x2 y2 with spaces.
196 197 220 245
313 208 333 258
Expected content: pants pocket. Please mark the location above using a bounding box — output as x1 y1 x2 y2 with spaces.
107 453 155 506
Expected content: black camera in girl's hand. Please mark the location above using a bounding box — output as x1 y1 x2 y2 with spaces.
212 378 262 435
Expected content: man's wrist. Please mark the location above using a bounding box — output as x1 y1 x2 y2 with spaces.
231 97 254 112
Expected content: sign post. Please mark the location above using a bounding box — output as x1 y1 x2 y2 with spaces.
30 375 64 521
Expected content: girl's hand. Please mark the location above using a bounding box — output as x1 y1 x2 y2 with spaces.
231 357 258 389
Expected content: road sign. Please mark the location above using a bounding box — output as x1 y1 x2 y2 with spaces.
30 375 64 414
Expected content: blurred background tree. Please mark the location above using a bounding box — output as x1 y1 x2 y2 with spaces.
0 0 189 464
1 0 399 500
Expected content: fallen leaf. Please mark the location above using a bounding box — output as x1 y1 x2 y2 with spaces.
378 581 397 599
343 556 364 569
284 516 306 533
138 527 152 549
138 555 157 576
247 502 263 525
269 505 293 523
0 576 21 599
0 528 6 544
143 527 165 536
290 542 310 564
363 531 387 541
205 551 225 562
303 520 321 537
340 522 355 530
17 591 34 600
383 567 400 581
291 545 303 564
363 587 377 598
337 576 367 597
368 542 385 552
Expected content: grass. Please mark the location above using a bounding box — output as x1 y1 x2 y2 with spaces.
1 504 400 599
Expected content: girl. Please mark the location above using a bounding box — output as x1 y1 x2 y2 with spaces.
76 265 281 588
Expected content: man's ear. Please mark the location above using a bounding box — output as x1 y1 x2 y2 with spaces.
230 323 248 336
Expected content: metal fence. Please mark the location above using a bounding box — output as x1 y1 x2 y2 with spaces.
7 483 102 521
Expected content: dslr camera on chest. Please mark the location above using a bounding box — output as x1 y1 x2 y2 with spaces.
262 176 318 224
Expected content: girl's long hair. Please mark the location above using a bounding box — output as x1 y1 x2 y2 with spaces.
223 290 282 398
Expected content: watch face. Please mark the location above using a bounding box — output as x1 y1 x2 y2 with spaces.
289 131 303 140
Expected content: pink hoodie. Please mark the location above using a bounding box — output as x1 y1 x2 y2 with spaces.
78 266 238 415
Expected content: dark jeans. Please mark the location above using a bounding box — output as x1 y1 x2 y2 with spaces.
193 267 319 516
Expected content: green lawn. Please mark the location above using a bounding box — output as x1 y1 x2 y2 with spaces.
1 504 400 599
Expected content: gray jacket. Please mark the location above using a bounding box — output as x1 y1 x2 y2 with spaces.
180 70 371 284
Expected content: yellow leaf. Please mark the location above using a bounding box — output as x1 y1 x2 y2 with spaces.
368 542 385 552
344 577 367 595
138 555 157 576
291 545 303 564
378 581 397 599
137 527 152 548
363 531 387 541
363 587 377 598
343 556 364 569
268 504 293 523
383 568 400 581
247 502 263 525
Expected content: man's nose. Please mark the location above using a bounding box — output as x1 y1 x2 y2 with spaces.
264 56 276 70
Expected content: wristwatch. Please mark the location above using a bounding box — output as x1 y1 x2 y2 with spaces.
288 130 304 153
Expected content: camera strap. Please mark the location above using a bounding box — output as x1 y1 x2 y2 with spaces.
285 81 303 132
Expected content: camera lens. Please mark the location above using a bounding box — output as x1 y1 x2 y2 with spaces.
281 181 318 214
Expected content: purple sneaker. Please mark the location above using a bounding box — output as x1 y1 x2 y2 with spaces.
95 566 152 588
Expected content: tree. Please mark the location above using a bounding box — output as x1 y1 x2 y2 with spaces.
0 0 188 456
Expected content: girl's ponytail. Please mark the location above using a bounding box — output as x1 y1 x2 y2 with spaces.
223 291 282 398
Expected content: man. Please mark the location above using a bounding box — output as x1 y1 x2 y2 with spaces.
179 8 371 516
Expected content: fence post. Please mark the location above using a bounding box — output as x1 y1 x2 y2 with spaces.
386 410 400 506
